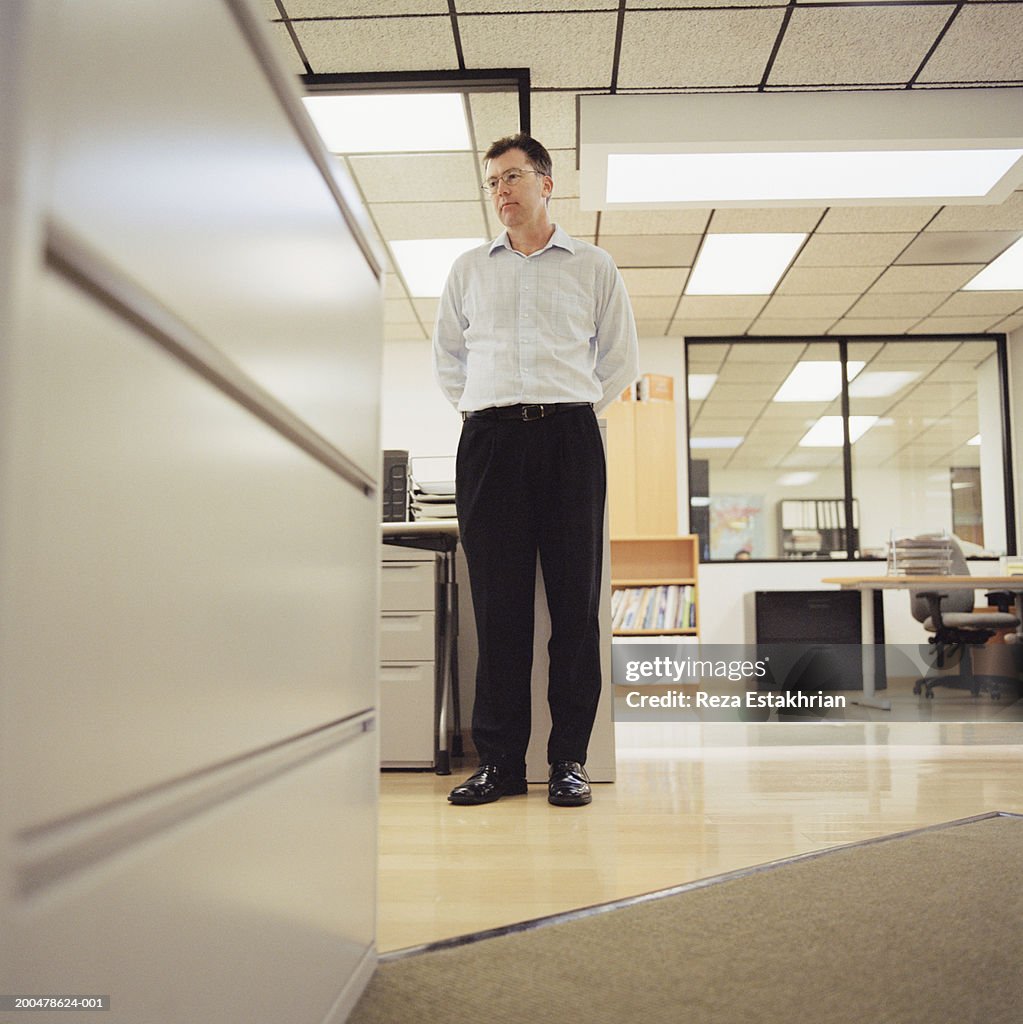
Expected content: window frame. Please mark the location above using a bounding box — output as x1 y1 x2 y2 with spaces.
684 333 1016 563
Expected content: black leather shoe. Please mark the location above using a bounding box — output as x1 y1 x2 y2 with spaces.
548 760 591 806
448 764 528 805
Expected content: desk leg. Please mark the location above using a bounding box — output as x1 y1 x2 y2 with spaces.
850 588 891 711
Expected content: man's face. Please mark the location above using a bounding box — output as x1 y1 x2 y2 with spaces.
485 147 552 231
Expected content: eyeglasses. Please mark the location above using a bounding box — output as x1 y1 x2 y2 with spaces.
481 168 544 195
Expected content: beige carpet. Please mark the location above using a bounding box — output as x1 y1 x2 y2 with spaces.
349 813 1023 1024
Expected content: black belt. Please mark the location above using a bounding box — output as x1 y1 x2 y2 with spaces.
462 402 592 422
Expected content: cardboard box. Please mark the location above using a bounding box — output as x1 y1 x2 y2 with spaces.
639 373 673 401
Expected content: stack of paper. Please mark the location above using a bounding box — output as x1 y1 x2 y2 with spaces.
409 456 457 521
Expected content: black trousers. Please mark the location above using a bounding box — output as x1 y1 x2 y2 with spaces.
456 405 606 775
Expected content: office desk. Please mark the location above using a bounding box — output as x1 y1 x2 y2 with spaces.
823 575 1023 711
381 521 462 774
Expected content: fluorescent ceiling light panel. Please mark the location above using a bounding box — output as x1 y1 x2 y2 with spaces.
605 150 1023 205
390 238 485 297
579 90 1023 209
690 436 744 449
847 370 920 398
799 416 878 447
968 434 982 446
778 472 818 487
687 373 718 400
963 237 1023 290
773 361 864 402
686 234 805 295
302 93 470 153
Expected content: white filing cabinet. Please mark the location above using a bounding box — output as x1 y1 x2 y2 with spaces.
379 545 437 768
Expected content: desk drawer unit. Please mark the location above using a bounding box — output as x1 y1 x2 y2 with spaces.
380 546 437 767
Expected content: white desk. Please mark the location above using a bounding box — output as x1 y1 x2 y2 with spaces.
823 575 1023 711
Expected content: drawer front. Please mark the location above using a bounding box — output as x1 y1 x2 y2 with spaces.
379 663 435 766
9 721 377 1024
381 544 434 563
381 560 435 611
380 612 435 662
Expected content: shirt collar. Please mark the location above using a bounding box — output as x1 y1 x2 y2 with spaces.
489 224 575 257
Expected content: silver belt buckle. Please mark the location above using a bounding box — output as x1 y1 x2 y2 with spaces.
521 404 544 421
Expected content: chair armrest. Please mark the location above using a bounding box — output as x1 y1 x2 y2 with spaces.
985 590 1013 613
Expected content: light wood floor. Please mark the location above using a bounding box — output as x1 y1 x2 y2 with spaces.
376 720 1023 952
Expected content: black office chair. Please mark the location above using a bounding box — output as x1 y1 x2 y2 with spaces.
903 536 1020 700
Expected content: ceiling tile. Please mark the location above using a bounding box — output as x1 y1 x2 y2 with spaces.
413 298 440 322
468 92 527 151
869 264 983 293
717 361 791 383
602 235 701 267
294 16 457 73
459 0 617 9
845 293 944 319
631 296 681 319
697 382 778 402
549 199 599 238
385 322 429 341
530 92 585 151
621 267 687 296
634 319 672 338
371 201 488 239
829 316 923 334
768 7 952 85
550 150 580 198
927 192 1023 232
628 0 780 6
994 315 1023 333
776 266 883 295
896 230 1022 266
267 23 307 74
618 10 787 89
931 291 1023 316
817 206 940 234
349 153 479 203
795 233 915 267
599 210 711 236
384 273 409 301
726 341 809 361
686 343 731 367
675 319 754 337
749 318 840 336
910 316 1004 334
385 296 420 324
675 295 768 319
287 0 447 13
459 13 619 88
871 339 960 361
916 6 1023 84
710 208 823 233
758 293 858 319
947 340 999 362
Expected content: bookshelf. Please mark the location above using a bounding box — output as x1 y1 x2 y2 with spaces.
778 498 859 559
610 535 699 636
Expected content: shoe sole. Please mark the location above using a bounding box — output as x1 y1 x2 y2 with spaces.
548 792 592 807
448 783 528 805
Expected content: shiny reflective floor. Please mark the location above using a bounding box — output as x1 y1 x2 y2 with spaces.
376 719 1023 953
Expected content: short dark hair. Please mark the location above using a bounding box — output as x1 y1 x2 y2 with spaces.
483 133 553 178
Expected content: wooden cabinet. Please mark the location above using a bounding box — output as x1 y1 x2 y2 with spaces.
604 398 679 537
610 535 699 637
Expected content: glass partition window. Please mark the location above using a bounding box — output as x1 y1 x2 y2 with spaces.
686 337 1010 562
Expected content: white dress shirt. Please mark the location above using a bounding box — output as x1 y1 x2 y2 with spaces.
433 225 639 415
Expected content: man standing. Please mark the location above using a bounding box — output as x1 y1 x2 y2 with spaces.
433 133 638 807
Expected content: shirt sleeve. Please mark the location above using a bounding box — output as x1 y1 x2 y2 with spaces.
432 258 469 409
591 259 639 414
